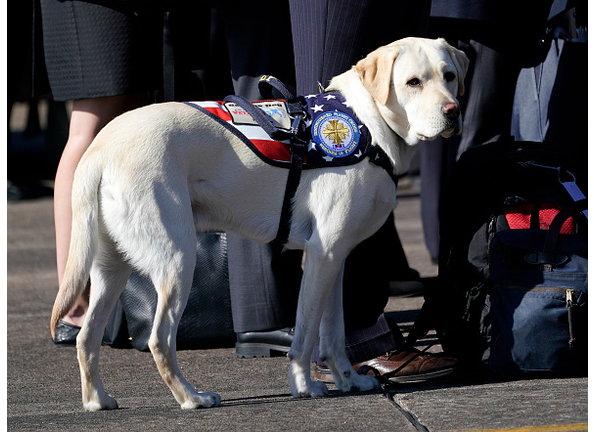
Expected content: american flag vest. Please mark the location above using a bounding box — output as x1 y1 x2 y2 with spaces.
185 92 372 169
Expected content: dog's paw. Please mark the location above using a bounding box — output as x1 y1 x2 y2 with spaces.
180 392 221 409
293 379 329 399
324 363 381 394
83 394 119 411
289 374 329 399
288 361 329 398
341 372 381 393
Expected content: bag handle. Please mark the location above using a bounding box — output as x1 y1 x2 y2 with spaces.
518 161 588 219
543 203 586 253
523 201 586 267
529 202 544 230
528 200 571 231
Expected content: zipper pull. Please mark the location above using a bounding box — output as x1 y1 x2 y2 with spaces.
487 215 497 266
566 289 574 306
566 289 576 350
463 285 481 322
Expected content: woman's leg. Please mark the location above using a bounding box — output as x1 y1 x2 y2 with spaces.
54 94 145 327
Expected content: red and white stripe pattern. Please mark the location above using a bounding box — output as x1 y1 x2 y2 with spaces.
187 101 292 163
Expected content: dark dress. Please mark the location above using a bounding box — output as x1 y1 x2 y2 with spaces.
40 0 162 101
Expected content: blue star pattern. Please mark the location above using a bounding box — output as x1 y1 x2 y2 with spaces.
301 92 371 167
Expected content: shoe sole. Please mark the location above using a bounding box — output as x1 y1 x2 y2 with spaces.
388 368 455 383
235 343 290 358
53 340 77 348
314 367 455 384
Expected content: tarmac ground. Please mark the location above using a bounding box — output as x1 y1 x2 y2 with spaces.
7 180 588 431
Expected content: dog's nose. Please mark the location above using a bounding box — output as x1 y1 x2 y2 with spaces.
443 103 460 120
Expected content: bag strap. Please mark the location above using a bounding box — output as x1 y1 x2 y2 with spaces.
518 161 588 219
543 201 587 253
528 201 565 230
529 202 544 230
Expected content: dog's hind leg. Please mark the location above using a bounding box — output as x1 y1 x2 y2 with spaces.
147 238 221 409
318 263 380 394
77 235 131 411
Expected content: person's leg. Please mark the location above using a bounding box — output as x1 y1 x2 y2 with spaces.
215 1 296 100
227 236 299 333
203 2 299 356
54 94 145 327
290 0 425 355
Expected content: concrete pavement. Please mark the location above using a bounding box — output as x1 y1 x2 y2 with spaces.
7 187 588 431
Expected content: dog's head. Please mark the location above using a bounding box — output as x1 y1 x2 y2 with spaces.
355 37 469 145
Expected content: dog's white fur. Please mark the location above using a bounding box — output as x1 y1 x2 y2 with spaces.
51 37 468 411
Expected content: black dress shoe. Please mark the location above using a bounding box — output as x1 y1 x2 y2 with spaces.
389 268 425 297
52 320 114 347
53 320 81 347
235 327 294 358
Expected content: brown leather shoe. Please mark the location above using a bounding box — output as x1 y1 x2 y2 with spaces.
314 349 458 383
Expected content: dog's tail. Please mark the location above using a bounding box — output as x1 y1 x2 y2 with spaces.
50 146 104 340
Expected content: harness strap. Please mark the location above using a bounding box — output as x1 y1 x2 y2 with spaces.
367 145 400 187
271 138 307 249
224 83 310 248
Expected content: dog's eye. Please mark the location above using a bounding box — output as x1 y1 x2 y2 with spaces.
444 72 456 82
407 78 422 87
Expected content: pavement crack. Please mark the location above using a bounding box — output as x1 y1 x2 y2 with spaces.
383 387 429 432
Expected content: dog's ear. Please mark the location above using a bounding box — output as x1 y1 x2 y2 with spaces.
439 38 469 96
355 43 400 105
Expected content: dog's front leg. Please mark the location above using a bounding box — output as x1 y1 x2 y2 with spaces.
318 262 380 394
287 242 344 398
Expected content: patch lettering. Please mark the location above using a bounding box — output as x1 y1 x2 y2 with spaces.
311 111 360 158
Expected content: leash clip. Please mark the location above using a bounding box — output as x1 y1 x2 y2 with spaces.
290 114 304 136
289 114 310 146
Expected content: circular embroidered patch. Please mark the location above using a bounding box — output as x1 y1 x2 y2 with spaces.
311 111 360 158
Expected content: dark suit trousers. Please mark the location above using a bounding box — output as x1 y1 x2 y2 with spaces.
230 0 431 363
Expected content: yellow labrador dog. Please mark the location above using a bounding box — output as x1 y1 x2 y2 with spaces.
51 37 468 411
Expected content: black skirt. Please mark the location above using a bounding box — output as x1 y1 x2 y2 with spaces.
40 0 162 101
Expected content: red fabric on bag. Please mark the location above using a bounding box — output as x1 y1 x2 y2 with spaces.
504 203 575 233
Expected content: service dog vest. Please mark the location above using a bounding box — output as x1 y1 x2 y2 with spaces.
185 92 373 169
185 88 399 247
